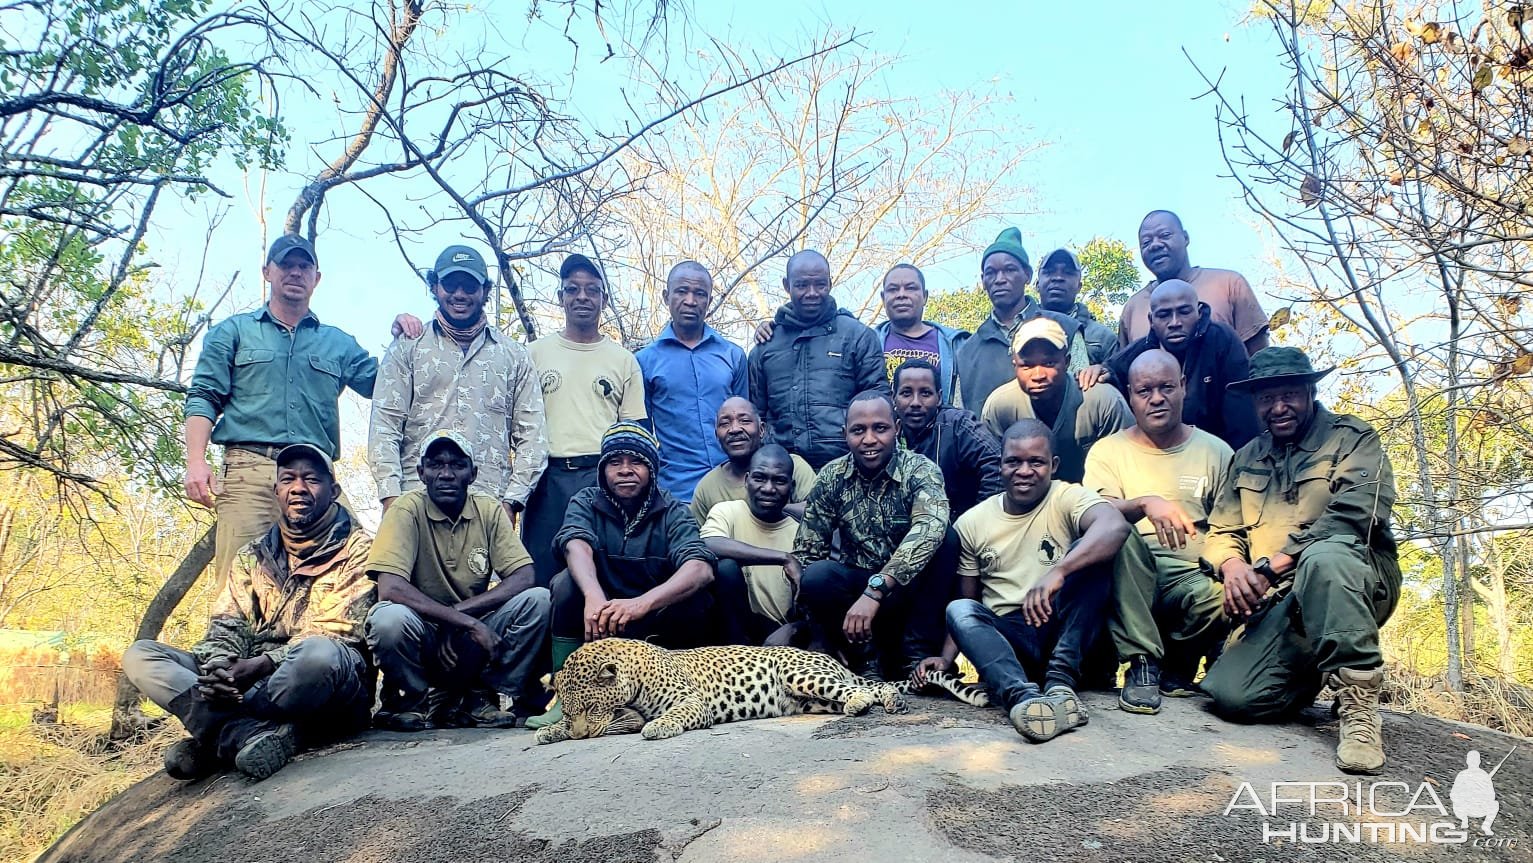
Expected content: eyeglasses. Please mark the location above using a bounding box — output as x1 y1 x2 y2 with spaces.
561 284 604 298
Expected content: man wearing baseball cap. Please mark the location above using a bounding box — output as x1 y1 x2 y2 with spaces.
369 244 548 523
954 229 1089 411
1035 248 1115 367
980 316 1131 483
1201 347 1400 774
122 442 377 781
365 430 551 730
184 234 378 593
524 253 647 586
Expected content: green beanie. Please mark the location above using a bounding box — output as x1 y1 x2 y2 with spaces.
981 227 1030 272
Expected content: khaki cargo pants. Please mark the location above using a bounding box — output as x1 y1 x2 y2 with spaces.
211 447 355 593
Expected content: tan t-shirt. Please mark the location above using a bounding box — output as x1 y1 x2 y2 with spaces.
954 483 1106 617
1083 428 1234 565
366 490 534 606
699 499 798 624
689 455 818 524
529 334 646 457
1117 267 1268 347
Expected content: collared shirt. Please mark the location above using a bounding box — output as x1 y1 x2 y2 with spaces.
365 489 534 606
186 305 377 458
1204 405 1397 567
637 324 747 501
793 448 950 587
194 507 376 667
368 322 548 505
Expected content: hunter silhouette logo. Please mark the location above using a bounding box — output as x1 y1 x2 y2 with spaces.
1451 748 1510 836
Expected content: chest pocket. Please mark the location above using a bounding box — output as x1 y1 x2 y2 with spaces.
806 344 857 406
1287 460 1337 529
232 348 277 395
307 354 342 397
1232 470 1271 528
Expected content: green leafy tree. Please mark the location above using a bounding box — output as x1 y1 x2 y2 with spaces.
1077 236 1140 322
925 283 989 334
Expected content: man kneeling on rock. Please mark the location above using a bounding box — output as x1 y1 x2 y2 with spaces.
917 419 1133 743
364 430 551 731
122 443 377 781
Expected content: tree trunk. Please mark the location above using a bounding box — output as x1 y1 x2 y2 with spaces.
1458 535 1476 666
108 525 215 741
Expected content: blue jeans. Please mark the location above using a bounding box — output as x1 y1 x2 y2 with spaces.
946 561 1111 709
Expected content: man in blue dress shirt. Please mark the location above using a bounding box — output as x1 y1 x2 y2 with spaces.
637 261 748 503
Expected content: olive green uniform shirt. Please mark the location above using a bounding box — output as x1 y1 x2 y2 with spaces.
366 489 534 605
1203 405 1396 567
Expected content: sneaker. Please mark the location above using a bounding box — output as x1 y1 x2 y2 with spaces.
1044 683 1088 729
373 710 434 732
234 724 297 781
1008 688 1075 744
1159 677 1205 698
455 692 521 729
163 737 217 781
1119 655 1163 715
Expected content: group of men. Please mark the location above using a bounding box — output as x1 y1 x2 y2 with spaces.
122 208 1402 785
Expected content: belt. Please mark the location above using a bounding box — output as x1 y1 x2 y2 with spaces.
227 443 284 460
550 454 600 470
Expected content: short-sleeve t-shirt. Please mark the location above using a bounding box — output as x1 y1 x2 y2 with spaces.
688 455 819 525
1118 267 1268 348
1083 428 1234 565
366 489 533 606
883 328 942 382
699 499 798 624
529 334 646 458
954 483 1106 617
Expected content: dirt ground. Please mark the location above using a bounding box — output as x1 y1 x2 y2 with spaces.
38 694 1531 863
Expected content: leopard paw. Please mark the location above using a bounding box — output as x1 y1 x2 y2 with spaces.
842 691 875 715
641 719 685 740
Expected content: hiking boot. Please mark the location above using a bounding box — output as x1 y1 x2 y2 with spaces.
1329 667 1386 775
1119 655 1163 715
1044 683 1088 729
456 692 521 729
233 723 297 781
1008 687 1073 743
373 710 434 732
163 737 218 781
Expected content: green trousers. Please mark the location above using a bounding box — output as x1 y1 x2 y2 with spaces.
1108 532 1226 663
1202 537 1401 721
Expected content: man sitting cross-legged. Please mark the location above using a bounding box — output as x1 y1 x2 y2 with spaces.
526 422 718 730
364 430 551 731
794 390 956 680
917 420 1133 743
121 443 376 781
1084 350 1233 713
700 444 803 645
689 396 818 526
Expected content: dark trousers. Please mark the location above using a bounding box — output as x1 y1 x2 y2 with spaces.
946 559 1112 709
550 568 717 648
798 529 960 675
714 559 787 645
524 457 599 586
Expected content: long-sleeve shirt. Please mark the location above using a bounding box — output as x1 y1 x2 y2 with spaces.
1203 405 1397 567
185 306 377 459
793 448 950 586
637 324 748 502
368 322 548 506
193 508 376 667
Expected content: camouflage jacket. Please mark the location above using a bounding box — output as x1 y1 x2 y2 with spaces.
793 449 951 586
368 322 548 506
1204 405 1397 566
192 507 377 667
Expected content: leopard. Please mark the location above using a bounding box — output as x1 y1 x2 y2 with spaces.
534 638 990 744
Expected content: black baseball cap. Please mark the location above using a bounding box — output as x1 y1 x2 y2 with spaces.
559 253 604 283
266 234 317 267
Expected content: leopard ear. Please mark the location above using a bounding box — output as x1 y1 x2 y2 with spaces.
598 662 619 682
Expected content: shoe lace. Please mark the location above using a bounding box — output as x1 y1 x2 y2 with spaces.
1335 683 1381 744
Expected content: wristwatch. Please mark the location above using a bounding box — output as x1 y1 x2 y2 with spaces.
1251 557 1277 580
864 574 889 600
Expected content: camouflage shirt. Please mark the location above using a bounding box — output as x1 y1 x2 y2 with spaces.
793 449 951 586
1204 404 1397 566
193 507 377 667
368 322 549 506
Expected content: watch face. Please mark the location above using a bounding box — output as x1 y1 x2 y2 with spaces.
869 575 885 590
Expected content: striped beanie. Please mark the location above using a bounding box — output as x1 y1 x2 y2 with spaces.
598 421 660 477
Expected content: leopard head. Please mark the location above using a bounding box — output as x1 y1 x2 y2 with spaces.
554 641 646 739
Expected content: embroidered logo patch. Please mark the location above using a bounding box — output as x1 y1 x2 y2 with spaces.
593 375 618 401
1038 534 1061 566
540 370 562 394
469 548 490 577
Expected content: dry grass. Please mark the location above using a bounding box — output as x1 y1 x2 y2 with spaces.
1380 662 1533 738
0 705 178 863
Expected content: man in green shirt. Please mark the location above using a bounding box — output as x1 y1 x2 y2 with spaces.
364 430 551 731
1200 348 1400 774
795 390 955 679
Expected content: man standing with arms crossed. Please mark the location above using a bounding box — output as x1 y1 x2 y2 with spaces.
185 234 377 591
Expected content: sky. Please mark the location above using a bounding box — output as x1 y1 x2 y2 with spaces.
141 0 1299 510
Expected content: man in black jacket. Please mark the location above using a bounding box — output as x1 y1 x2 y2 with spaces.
892 359 1003 518
1103 279 1260 449
748 250 888 469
